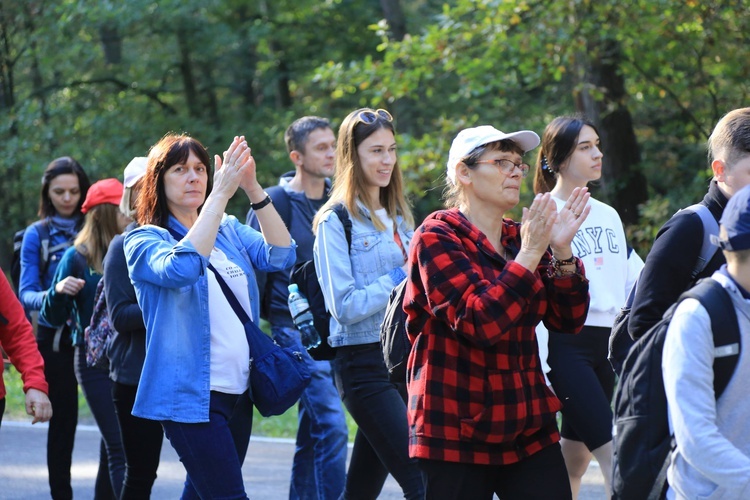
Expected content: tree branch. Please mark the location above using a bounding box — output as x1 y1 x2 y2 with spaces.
627 58 709 139
30 77 178 114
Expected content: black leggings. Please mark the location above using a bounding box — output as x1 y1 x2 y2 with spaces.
418 442 572 500
547 325 615 451
112 381 164 499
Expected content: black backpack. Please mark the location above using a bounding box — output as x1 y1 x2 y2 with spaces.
380 279 409 383
608 203 720 374
289 203 351 361
11 219 73 295
611 278 741 500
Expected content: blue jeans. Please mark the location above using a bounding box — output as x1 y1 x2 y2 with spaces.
333 343 424 500
273 325 348 500
162 390 253 500
75 347 125 499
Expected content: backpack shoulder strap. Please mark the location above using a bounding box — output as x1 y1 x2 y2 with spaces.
681 204 720 279
681 278 741 398
330 203 353 251
34 219 52 265
266 185 292 229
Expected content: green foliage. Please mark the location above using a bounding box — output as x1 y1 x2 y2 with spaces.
1 0 748 265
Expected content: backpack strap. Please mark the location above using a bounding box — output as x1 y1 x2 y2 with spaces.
680 278 741 397
680 204 720 280
266 185 293 229
330 203 352 250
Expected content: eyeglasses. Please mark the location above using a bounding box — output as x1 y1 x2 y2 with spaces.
357 109 393 124
474 158 530 178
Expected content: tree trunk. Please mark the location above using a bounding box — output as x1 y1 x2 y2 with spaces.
379 0 407 41
99 23 121 65
177 29 200 118
575 38 647 225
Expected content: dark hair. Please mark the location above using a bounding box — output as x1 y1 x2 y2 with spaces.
39 156 91 219
285 116 332 154
533 115 599 194
443 139 524 209
135 133 213 228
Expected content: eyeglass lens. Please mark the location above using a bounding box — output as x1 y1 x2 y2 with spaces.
358 109 392 124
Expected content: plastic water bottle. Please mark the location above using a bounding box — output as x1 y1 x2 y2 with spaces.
288 284 321 349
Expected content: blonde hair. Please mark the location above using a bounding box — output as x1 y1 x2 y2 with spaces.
313 108 413 233
73 203 122 274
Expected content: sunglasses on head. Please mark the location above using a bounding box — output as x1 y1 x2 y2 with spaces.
357 109 393 124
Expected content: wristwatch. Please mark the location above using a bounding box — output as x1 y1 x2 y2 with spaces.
251 192 273 211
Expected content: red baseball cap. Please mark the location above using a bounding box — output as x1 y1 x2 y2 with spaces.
81 178 124 214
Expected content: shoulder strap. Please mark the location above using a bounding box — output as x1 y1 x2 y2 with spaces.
330 203 353 251
681 278 741 398
681 204 720 279
266 185 292 229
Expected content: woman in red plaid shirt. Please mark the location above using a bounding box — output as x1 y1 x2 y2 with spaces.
403 125 591 499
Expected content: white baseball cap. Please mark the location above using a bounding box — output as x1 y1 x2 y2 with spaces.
446 126 540 184
123 157 148 188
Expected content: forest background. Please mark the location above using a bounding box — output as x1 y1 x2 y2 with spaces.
1 0 748 268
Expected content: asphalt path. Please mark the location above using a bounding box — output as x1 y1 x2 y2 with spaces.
0 420 605 499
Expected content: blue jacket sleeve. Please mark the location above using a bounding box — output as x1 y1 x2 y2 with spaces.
19 224 47 312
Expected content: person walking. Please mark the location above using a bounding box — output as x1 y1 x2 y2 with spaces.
247 116 347 500
104 157 165 498
533 116 643 498
663 184 750 499
124 133 295 499
0 268 52 427
404 125 591 500
18 156 90 499
41 178 130 499
312 108 423 499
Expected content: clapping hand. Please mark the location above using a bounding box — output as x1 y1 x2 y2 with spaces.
549 187 590 256
212 136 255 200
516 193 559 269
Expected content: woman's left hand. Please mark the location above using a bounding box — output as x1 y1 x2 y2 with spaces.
212 136 255 200
549 187 591 254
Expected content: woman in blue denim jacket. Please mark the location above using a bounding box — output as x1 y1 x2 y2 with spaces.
18 156 90 499
124 133 295 499
42 178 130 499
312 108 424 499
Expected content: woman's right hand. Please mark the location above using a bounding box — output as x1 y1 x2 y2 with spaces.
514 193 558 272
211 136 254 201
55 276 85 296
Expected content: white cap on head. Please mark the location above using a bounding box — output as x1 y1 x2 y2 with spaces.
446 126 540 184
123 157 148 188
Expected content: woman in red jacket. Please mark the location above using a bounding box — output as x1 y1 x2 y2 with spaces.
0 269 52 426
404 126 591 499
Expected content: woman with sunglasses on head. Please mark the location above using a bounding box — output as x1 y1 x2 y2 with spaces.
124 133 295 499
312 108 423 499
41 178 130 499
403 126 590 500
533 116 643 499
18 156 90 499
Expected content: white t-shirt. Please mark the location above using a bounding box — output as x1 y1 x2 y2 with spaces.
374 208 394 235
207 247 251 394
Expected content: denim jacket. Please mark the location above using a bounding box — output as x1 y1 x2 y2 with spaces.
124 214 296 423
314 200 413 347
19 217 79 326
